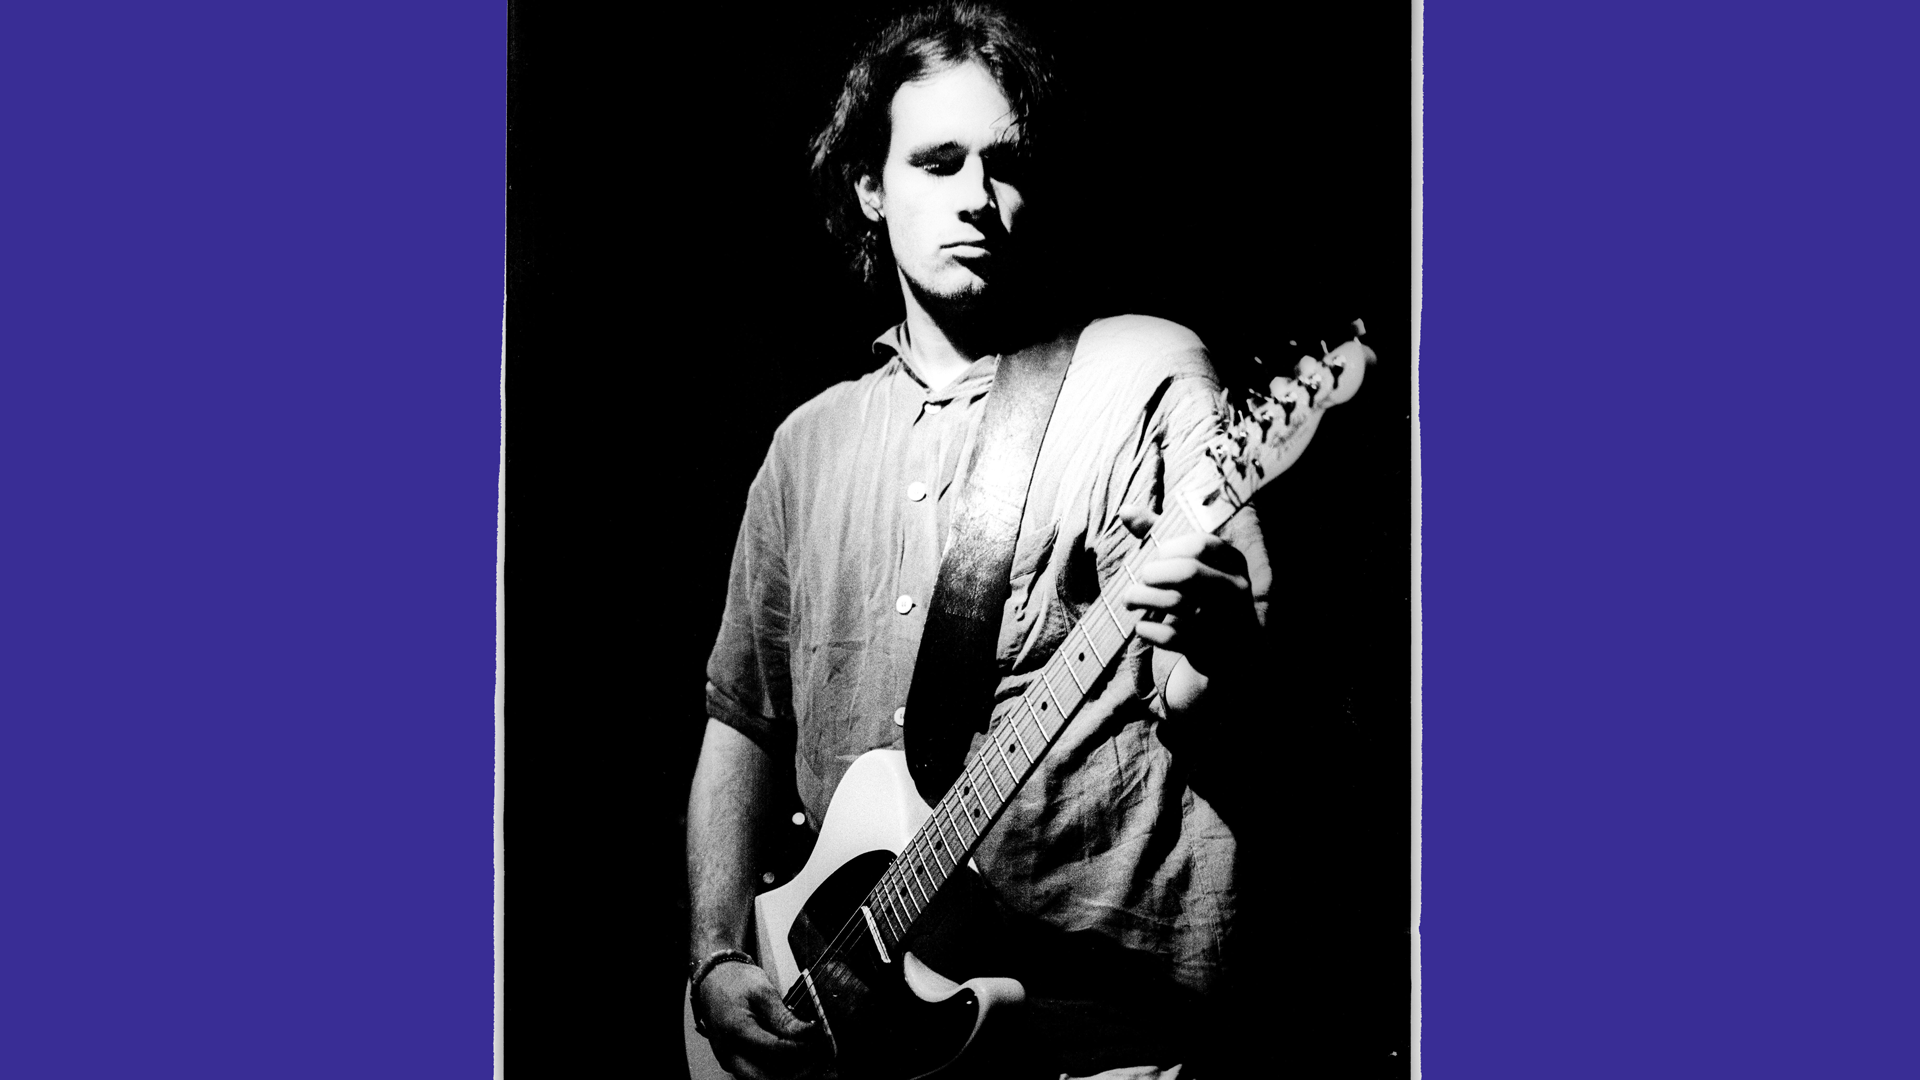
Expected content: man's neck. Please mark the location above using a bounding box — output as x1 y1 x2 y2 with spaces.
900 300 975 392
897 272 1029 392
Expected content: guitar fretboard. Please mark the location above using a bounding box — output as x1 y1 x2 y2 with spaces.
841 470 1235 965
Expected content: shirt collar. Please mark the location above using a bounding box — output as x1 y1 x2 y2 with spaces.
870 323 998 402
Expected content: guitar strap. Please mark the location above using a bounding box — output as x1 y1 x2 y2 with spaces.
905 322 1082 803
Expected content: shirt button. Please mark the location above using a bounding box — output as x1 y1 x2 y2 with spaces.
892 707 907 727
906 481 928 503
895 594 915 615
924 401 944 416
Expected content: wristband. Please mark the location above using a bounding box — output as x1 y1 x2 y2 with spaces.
687 948 756 1037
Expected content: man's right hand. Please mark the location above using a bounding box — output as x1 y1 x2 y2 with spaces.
695 960 824 1080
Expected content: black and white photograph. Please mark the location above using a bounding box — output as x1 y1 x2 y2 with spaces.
511 2 1412 1075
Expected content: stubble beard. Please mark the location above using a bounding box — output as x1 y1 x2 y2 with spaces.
900 254 1024 334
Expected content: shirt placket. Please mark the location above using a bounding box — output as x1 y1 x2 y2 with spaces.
887 384 950 728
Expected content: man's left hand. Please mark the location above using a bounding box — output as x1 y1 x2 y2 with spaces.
1116 505 1260 687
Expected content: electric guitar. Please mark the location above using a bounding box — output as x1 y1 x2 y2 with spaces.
687 325 1376 1079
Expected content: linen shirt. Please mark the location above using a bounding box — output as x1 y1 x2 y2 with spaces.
705 314 1271 997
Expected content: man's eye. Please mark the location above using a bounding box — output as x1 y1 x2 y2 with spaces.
920 157 962 176
982 149 1032 186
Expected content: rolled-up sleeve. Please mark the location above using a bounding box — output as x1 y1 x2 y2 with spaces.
704 443 798 758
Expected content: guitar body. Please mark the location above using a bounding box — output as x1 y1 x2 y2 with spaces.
685 750 1025 1080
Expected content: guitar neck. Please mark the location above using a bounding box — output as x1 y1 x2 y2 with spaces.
816 330 1371 970
855 471 1230 951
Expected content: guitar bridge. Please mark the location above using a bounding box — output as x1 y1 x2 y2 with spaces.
799 968 840 1059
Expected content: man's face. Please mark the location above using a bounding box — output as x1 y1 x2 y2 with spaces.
858 61 1029 307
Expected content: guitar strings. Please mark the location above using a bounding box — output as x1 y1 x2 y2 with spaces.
782 494 1205 1012
777 348 1361 1016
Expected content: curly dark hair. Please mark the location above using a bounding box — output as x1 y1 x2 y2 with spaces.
809 2 1057 288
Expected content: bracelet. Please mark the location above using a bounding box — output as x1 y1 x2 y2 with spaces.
687 948 756 1037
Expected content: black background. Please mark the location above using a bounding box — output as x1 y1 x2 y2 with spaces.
508 2 1412 1074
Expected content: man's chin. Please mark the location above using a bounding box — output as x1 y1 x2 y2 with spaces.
903 268 996 312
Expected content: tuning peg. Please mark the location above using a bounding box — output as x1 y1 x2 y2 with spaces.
1351 318 1366 338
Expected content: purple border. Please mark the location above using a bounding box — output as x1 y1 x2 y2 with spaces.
1423 1 1919 1075
4 4 502 1075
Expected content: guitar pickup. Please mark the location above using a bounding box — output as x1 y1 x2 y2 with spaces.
859 905 892 965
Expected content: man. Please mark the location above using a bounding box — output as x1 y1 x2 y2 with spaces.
687 5 1272 1077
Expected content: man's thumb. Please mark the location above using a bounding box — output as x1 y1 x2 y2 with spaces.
749 981 815 1036
1118 503 1158 538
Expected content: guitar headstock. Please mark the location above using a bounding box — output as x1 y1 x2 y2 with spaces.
1200 319 1376 512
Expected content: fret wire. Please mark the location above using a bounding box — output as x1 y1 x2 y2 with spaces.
865 890 893 946
1060 658 1083 713
1008 712 1036 764
893 888 912 934
875 880 902 937
919 837 944 886
1075 621 1102 657
997 738 1028 794
995 732 1024 784
964 770 995 829
1083 614 1118 655
1005 703 1033 756
898 864 921 914
1027 691 1060 742
980 763 1006 819
902 845 933 903
928 818 959 869
878 895 906 943
1057 633 1088 693
936 806 968 859
991 717 1024 769
898 859 927 912
976 756 1007 802
1010 702 1034 747
1036 670 1067 726
876 869 902 924
1075 625 1105 660
990 737 1021 791
1034 700 1059 745
1077 625 1108 680
985 758 1008 808
952 780 984 843
906 845 935 904
943 793 969 852
897 842 919 894
867 883 894 944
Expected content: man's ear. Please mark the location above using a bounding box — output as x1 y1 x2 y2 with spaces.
856 174 884 222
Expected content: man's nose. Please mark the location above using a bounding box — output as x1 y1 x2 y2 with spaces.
955 155 995 215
